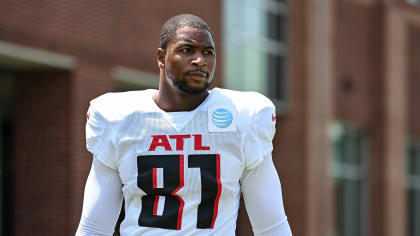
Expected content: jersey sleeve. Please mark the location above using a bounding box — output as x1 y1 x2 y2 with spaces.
86 103 118 170
76 157 123 236
243 100 276 170
240 155 292 236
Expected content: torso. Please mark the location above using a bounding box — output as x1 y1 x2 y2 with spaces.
90 88 274 236
114 89 244 236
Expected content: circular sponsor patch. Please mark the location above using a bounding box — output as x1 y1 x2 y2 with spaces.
211 108 233 128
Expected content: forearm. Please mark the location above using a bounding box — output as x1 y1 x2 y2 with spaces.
76 157 123 236
254 219 292 236
241 155 292 236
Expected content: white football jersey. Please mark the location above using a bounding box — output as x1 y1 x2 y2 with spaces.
85 88 276 236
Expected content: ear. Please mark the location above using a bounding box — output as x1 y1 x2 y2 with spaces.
157 48 165 69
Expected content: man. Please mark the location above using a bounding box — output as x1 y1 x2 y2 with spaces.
76 14 292 236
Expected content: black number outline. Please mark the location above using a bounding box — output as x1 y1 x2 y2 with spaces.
137 155 184 230
137 154 221 230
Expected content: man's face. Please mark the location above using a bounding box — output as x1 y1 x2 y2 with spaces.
161 26 216 95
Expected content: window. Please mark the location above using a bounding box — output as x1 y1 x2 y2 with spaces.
223 0 289 112
330 123 368 236
406 139 420 236
407 0 420 5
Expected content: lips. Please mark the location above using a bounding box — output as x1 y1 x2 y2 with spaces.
186 70 208 78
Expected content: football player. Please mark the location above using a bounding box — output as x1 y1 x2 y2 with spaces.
76 14 292 236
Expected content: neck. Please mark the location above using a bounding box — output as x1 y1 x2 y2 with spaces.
153 73 209 112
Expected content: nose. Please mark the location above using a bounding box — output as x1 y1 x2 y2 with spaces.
192 53 206 67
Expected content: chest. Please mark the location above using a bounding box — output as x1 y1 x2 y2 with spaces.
113 112 245 199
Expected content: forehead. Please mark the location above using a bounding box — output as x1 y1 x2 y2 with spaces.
171 26 215 48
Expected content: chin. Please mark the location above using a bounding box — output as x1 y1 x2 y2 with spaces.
173 80 211 95
179 86 209 95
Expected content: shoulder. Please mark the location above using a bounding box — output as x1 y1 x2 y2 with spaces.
210 88 275 120
211 89 277 169
89 89 156 122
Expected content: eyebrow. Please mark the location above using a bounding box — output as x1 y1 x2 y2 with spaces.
177 41 215 50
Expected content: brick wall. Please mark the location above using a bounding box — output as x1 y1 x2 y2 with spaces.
409 24 420 136
0 1 222 235
0 0 223 85
14 72 71 234
3 0 420 235
335 1 379 125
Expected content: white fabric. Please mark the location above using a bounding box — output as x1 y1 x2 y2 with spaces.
77 88 290 235
163 111 192 130
76 158 123 236
76 155 291 236
85 88 275 171
241 156 292 236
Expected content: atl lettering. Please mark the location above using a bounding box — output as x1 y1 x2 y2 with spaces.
149 134 210 151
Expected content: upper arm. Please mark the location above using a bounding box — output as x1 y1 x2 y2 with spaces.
86 104 118 169
242 100 276 170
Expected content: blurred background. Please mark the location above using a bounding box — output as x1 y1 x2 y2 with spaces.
0 0 419 235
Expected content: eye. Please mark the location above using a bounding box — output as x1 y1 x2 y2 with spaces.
204 49 215 55
181 48 191 53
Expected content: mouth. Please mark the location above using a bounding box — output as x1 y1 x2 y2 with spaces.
185 70 208 78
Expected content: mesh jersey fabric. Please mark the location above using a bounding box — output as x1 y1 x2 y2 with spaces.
85 88 277 236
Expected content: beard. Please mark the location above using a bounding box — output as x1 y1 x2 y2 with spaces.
172 78 212 95
165 70 212 95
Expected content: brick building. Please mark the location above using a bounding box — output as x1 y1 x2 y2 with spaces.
0 0 419 236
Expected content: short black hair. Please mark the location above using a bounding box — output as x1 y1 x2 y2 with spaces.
160 14 214 51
